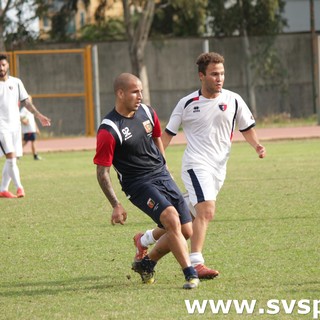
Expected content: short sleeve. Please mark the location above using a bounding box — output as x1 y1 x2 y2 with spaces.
93 129 116 167
17 79 29 102
152 109 162 138
235 94 255 131
165 99 184 135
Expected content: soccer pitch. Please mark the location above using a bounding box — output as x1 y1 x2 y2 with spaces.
0 139 319 319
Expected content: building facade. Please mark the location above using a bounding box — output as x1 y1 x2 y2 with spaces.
39 0 123 38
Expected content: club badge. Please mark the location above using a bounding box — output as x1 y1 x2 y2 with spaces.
147 198 155 209
143 120 152 134
219 103 227 111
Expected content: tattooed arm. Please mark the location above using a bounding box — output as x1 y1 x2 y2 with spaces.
21 96 51 127
96 165 127 225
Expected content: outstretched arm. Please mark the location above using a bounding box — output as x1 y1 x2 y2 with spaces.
241 128 266 159
96 165 127 225
21 97 51 127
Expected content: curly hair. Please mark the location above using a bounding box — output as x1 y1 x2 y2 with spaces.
196 52 224 75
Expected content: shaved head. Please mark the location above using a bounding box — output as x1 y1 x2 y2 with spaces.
112 72 143 117
113 73 140 93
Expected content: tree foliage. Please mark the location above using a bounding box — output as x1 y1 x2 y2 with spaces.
206 0 288 118
0 0 290 48
207 0 287 78
80 18 125 41
0 0 13 50
121 0 155 104
151 0 208 37
207 0 287 37
0 0 43 51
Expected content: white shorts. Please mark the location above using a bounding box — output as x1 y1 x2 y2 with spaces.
0 131 23 157
182 167 224 209
182 192 197 217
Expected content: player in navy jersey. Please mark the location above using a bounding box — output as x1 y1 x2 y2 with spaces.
135 52 266 279
93 73 199 289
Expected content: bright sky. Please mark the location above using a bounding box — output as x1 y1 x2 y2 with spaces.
5 1 39 34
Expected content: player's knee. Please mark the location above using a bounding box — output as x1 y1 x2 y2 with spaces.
206 210 215 221
181 222 193 240
196 202 215 222
196 206 215 222
160 207 181 231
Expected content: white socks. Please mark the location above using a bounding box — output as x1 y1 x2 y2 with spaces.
140 229 157 247
140 230 205 268
1 160 11 191
1 158 22 191
189 252 204 267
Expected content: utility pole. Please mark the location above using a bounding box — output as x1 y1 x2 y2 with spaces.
310 0 320 124
238 0 257 118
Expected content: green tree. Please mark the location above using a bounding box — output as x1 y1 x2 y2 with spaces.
120 0 209 103
0 0 13 51
151 0 208 37
80 18 125 41
121 0 155 104
14 0 288 115
45 0 155 104
0 0 48 51
207 0 286 37
207 0 287 118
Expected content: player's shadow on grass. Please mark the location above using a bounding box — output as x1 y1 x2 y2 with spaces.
283 281 320 294
0 275 135 297
215 215 316 223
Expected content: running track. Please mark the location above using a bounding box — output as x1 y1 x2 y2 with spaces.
23 126 320 154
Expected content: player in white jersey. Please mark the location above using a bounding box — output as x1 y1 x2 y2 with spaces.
169 88 256 182
133 52 266 279
0 54 51 198
20 96 42 160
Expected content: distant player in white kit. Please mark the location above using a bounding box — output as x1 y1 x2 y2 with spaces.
133 52 266 279
20 96 42 160
0 54 51 198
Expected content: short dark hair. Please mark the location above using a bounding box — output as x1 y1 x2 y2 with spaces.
0 54 9 62
196 52 224 75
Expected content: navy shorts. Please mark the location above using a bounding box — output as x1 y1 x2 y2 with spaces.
23 133 36 142
128 178 192 228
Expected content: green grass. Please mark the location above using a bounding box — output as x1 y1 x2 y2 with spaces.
1 140 319 319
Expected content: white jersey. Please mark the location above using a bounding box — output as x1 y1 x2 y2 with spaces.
20 107 37 134
166 89 255 180
0 76 29 133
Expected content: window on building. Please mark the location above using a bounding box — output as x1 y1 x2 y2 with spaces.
80 12 86 28
43 16 49 28
53 0 64 11
67 18 76 34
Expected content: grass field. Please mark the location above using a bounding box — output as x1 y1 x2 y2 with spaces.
1 139 319 320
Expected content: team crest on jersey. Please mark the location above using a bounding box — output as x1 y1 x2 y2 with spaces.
147 198 155 209
219 103 227 111
143 120 152 134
